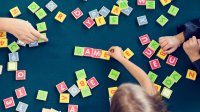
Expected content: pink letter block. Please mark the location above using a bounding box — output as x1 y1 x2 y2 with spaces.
15 86 27 99
149 59 161 70
56 81 68 93
83 17 95 29
87 77 99 89
143 47 155 58
3 97 15 109
16 70 26 80
139 34 150 45
71 8 83 19
166 55 178 66
92 49 102 58
68 104 78 112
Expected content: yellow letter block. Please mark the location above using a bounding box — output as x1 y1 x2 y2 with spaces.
101 50 110 60
77 78 87 89
60 93 70 103
95 16 106 27
108 87 118 97
10 6 21 17
55 11 67 23
111 5 121 16
123 48 134 59
157 48 167 60
0 31 6 38
186 69 197 81
160 0 171 6
0 39 8 48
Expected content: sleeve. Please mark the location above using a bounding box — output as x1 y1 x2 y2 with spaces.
177 18 200 40
192 59 200 75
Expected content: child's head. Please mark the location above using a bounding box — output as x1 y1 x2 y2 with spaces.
110 83 167 112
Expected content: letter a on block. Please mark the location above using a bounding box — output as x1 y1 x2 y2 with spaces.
83 48 93 57
68 104 78 112
143 47 155 58
166 55 178 66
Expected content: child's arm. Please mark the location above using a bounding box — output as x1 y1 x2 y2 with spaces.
0 18 48 44
109 46 156 95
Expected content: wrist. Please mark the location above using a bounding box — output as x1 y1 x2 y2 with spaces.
175 32 185 45
189 54 200 62
118 57 127 63
0 18 13 32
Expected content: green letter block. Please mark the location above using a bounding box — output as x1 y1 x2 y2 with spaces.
108 69 120 81
109 16 119 25
28 2 40 13
36 90 48 101
168 5 179 16
156 15 169 27
35 8 47 20
146 1 155 10
36 22 47 32
38 33 47 43
75 69 87 80
81 86 92 98
162 77 175 88
148 71 158 82
119 1 129 10
169 71 182 83
148 40 159 51
74 46 84 56
8 41 20 53
161 87 173 99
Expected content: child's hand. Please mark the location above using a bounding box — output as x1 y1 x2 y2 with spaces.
183 36 200 62
7 18 48 44
108 46 125 61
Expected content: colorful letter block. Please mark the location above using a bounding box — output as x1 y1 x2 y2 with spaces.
0 39 8 48
166 55 178 66
160 0 171 6
186 69 197 81
111 5 121 16
38 33 47 43
83 17 95 29
60 93 70 103
3 97 15 109
137 15 148 26
121 6 133 16
148 40 159 51
15 86 27 99
68 84 80 97
16 70 26 80
123 48 134 59
157 48 167 60
146 0 155 10
161 87 173 99
139 34 150 45
101 50 110 60
77 78 87 89
71 8 83 19
162 77 175 88
28 2 40 13
143 47 155 59
0 31 6 38
75 69 87 80
35 8 47 20
137 0 146 5
118 1 129 10
56 81 68 93
95 16 106 27
36 22 47 32
108 69 120 81
17 40 26 46
68 104 78 112
55 11 67 23
148 71 158 83
81 86 92 98
8 41 20 53
83 47 93 56
154 84 161 92
16 102 28 112
45 0 58 12
109 16 119 25
99 6 110 17
168 5 179 16
87 77 99 89
92 49 102 58
169 71 182 83
8 52 19 62
10 6 21 17
74 46 84 56
149 59 161 70
156 15 169 27
89 9 100 19
29 41 39 47
108 87 118 97
7 62 17 71
36 90 48 101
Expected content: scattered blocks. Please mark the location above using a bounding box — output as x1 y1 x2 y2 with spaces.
0 65 2 75
29 41 39 47
148 40 159 51
3 97 15 109
15 86 27 99
7 62 17 71
137 0 146 5
75 69 87 80
81 86 92 98
68 84 80 97
186 69 197 81
45 0 58 12
108 87 118 97
137 15 148 26
157 48 167 60
123 48 134 59
160 0 171 6
8 41 20 53
60 93 70 103
169 71 182 83
56 81 68 93
156 15 169 27
16 70 26 80
109 16 119 25
17 40 26 46
139 34 150 45
77 78 87 89
168 5 179 16
68 104 78 112
148 71 158 82
0 38 8 48
55 11 67 23
10 6 21 17
16 102 28 112
89 9 100 19
28 2 40 13
71 8 83 20
161 87 173 99
146 0 155 10
121 6 133 16
36 90 48 101
149 59 161 70
111 5 121 16
74 46 84 56
143 47 155 58
162 77 175 88
9 52 19 62
166 55 178 66
95 16 106 27
83 17 95 29
36 22 47 32
87 77 99 89
118 1 129 10
99 6 110 17
154 84 161 92
108 69 120 81
101 50 110 60
35 8 47 20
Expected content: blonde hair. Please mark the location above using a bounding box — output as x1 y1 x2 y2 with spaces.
110 83 167 112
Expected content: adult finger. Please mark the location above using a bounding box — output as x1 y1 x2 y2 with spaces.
31 30 48 42
28 34 38 41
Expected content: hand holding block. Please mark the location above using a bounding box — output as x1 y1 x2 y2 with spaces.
186 69 197 81
146 1 155 10
147 71 158 83
71 8 83 19
36 22 47 32
157 48 167 60
3 97 15 109
36 90 48 101
35 8 47 20
0 39 8 48
149 59 161 70
16 70 26 80
77 78 87 89
109 16 119 25
137 0 146 5
8 41 20 53
45 1 58 12
92 49 102 58
160 0 171 6
108 69 120 81
99 6 110 17
143 47 155 59
83 17 95 29
28 2 40 13
56 81 68 93
108 87 118 97
7 62 17 71
60 93 70 103
111 5 121 16
118 1 129 10
68 104 78 112
10 6 21 17
168 5 179 16
161 87 172 99
123 48 134 59
154 84 161 92
95 16 106 27
38 33 47 43
89 9 100 19
81 86 92 98
139 34 150 45
68 84 80 97
169 71 182 83
87 77 99 89
166 55 178 66
137 15 148 26
75 69 87 80
148 40 159 51
156 15 169 27
15 86 27 99
55 11 67 23
162 77 175 88
101 50 110 60
16 102 28 112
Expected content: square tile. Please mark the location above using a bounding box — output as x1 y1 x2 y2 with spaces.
121 6 133 16
45 0 58 12
75 69 87 80
7 62 17 71
16 102 28 112
36 22 47 32
28 2 40 13
8 41 20 53
55 11 67 23
109 16 119 25
68 84 80 97
81 86 92 98
71 8 83 19
89 9 99 19
156 15 169 27
9 52 19 62
137 15 148 26
108 69 120 81
99 6 110 17
10 6 21 17
35 8 47 20
36 90 48 101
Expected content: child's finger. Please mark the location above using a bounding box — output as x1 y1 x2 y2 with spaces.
197 39 200 48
